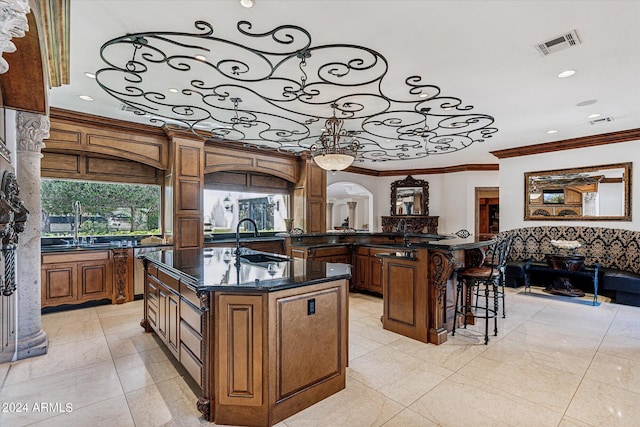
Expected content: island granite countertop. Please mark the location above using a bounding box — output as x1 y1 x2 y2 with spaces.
138 247 351 292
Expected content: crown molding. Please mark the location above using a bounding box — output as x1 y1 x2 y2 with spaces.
490 128 640 159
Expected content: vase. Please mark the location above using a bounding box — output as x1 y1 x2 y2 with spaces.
284 218 294 233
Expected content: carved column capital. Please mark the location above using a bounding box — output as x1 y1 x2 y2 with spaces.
17 111 49 153
0 0 30 74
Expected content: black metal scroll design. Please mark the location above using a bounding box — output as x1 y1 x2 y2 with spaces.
96 20 498 163
0 171 28 296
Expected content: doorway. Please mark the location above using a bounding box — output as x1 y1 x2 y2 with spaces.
475 187 499 241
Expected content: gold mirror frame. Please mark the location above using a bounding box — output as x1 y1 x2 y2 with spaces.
524 162 632 221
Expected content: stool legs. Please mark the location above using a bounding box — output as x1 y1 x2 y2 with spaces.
453 276 498 345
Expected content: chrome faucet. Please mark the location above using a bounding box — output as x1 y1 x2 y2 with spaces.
73 201 82 246
236 218 259 255
397 218 409 246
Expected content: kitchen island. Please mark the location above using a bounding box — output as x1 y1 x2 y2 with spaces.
138 247 350 427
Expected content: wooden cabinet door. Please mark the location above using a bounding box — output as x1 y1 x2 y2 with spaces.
167 292 180 357
78 259 112 302
355 255 369 290
41 262 78 307
369 257 384 294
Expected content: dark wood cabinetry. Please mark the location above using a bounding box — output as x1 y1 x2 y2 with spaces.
290 245 350 263
41 251 113 308
354 246 386 294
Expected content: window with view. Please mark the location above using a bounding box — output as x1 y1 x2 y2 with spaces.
40 179 161 237
203 189 289 233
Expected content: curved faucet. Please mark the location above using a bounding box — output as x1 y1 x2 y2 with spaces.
397 218 409 247
236 218 259 255
73 201 82 246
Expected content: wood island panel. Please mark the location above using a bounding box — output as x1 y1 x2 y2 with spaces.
382 255 428 342
217 294 264 407
276 287 341 399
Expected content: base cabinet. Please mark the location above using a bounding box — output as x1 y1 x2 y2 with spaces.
41 251 113 308
141 258 347 427
353 247 387 295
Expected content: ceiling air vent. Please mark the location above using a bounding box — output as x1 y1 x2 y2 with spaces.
119 103 140 113
589 117 614 125
535 30 581 56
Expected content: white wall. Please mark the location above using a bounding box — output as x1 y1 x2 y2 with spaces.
328 169 500 234
500 140 640 231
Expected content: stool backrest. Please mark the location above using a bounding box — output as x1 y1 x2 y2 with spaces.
486 233 514 276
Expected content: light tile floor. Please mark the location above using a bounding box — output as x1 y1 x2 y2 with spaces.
1 288 639 426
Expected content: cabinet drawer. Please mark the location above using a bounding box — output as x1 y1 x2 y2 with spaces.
158 269 180 292
309 246 350 258
180 299 202 334
147 304 158 329
180 320 202 363
180 282 200 308
356 246 370 256
148 264 158 277
180 343 202 387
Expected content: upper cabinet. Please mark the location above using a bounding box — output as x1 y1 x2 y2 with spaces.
525 162 632 221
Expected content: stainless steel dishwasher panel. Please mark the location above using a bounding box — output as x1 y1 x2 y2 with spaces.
134 247 161 296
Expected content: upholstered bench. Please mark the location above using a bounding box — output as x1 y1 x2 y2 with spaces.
498 226 640 307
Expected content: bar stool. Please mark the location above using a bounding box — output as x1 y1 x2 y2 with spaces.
474 234 514 318
452 236 511 344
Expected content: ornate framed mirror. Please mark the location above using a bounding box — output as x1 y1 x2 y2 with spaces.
390 175 429 216
524 162 632 221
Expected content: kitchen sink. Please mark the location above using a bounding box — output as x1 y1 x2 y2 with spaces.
238 253 292 264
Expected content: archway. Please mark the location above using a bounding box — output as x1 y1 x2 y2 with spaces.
326 182 373 231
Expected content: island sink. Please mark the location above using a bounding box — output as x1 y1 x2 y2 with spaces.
238 253 292 264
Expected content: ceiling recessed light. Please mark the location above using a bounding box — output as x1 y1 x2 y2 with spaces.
576 99 598 107
419 94 428 98
78 95 94 101
587 113 601 119
84 72 96 79
557 69 576 78
195 54 206 61
240 0 255 8
546 129 558 134
168 88 178 93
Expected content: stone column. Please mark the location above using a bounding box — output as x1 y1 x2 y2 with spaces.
347 201 357 229
15 111 49 360
326 202 333 230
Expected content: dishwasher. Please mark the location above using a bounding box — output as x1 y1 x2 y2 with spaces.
133 246 161 298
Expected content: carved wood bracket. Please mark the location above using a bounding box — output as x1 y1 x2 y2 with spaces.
428 250 455 337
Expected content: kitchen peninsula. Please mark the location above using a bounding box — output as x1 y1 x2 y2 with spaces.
138 247 350 427
285 231 493 344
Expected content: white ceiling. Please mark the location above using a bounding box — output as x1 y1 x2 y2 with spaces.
50 0 640 171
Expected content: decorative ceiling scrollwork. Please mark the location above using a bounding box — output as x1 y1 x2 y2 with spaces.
97 20 498 164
